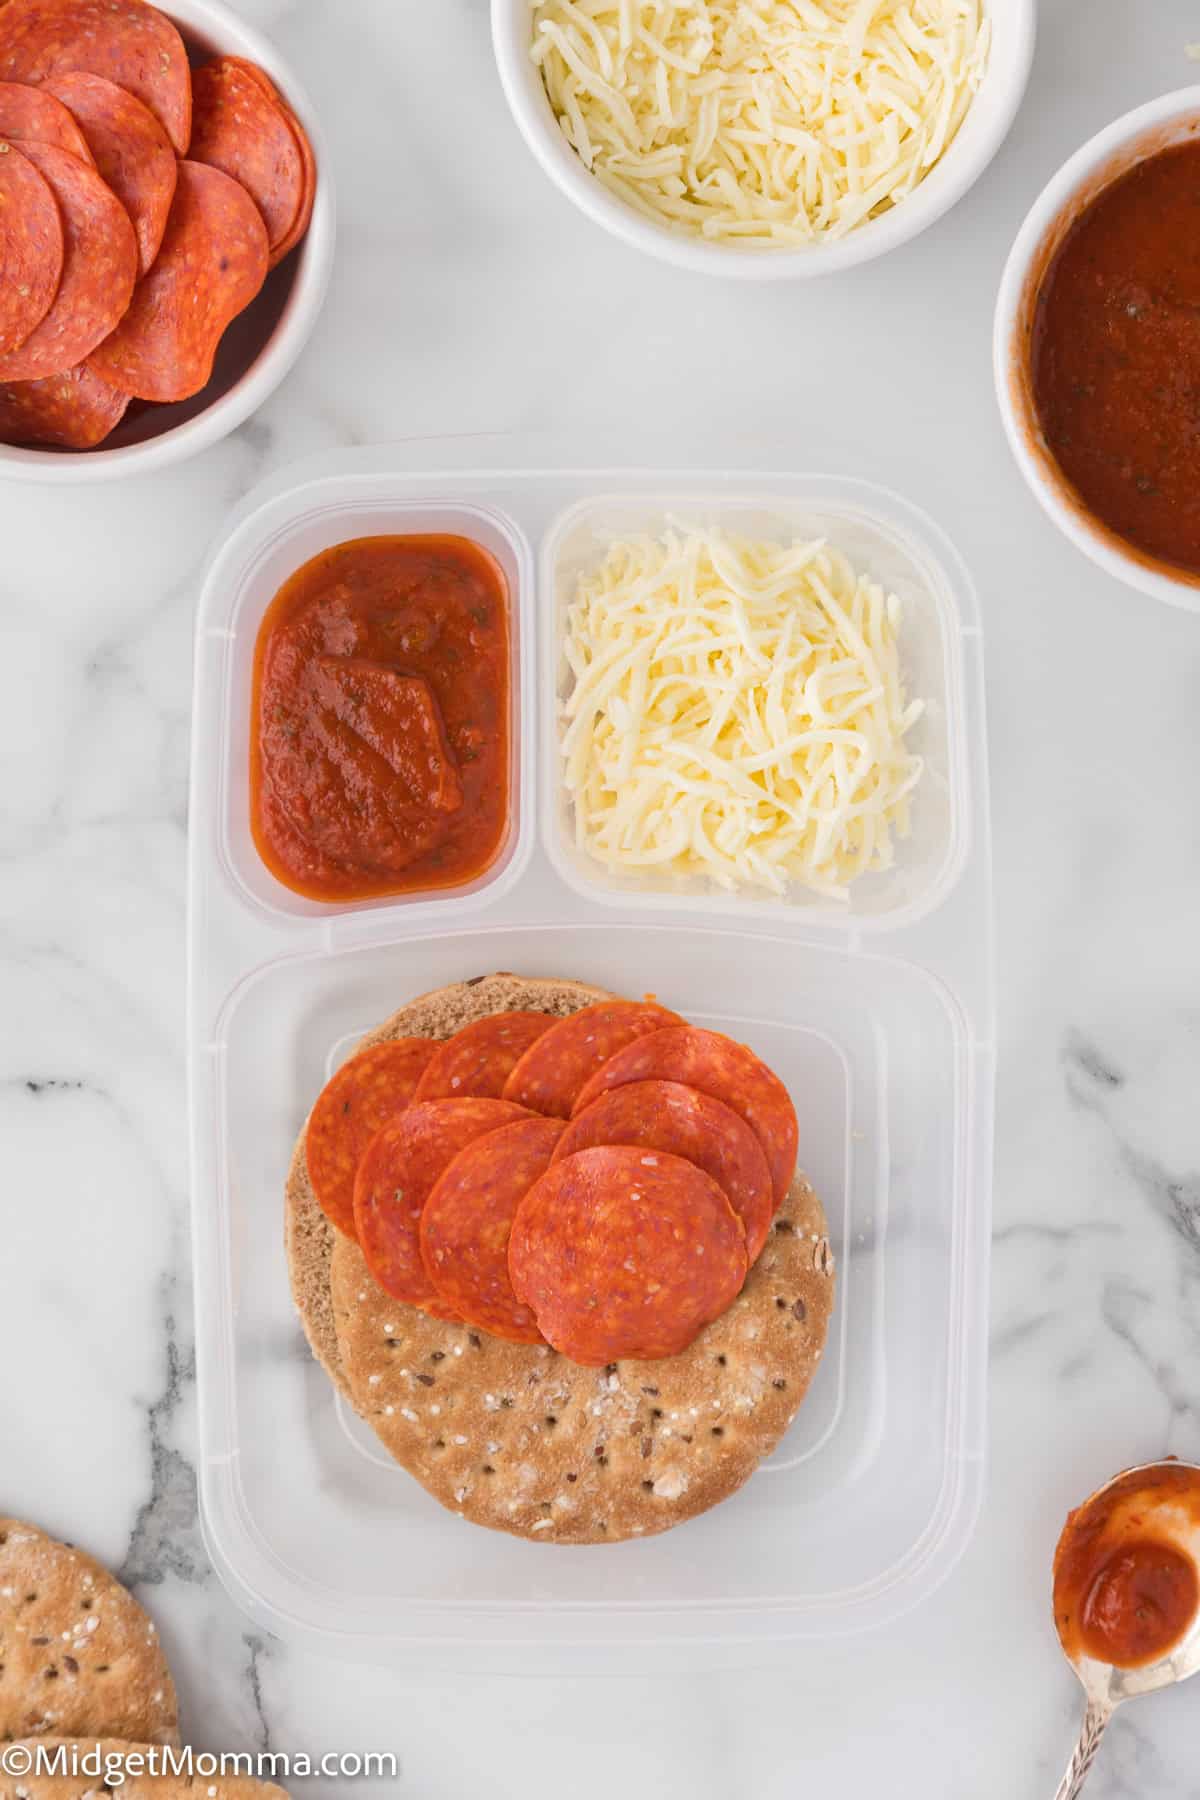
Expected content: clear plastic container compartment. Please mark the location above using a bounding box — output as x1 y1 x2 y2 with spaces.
544 486 970 929
209 493 534 924
188 452 995 1671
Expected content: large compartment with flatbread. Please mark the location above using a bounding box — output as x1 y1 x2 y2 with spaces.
283 972 834 1545
188 452 996 1669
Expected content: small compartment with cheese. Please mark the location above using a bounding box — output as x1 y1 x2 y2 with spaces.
542 483 970 929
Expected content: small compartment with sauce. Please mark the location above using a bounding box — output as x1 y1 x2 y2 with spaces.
207 480 534 922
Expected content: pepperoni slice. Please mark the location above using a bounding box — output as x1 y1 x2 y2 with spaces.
420 1116 565 1343
88 161 269 402
502 1000 682 1118
0 0 192 154
0 139 62 357
44 72 176 274
572 1026 799 1207
554 1079 776 1262
0 140 135 381
413 1012 557 1103
0 360 128 448
509 1146 748 1365
305 1038 436 1238
189 58 306 263
354 1099 531 1315
265 105 314 266
222 57 316 267
0 80 93 162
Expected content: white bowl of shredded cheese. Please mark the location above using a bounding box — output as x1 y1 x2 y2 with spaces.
542 479 974 925
492 0 1034 278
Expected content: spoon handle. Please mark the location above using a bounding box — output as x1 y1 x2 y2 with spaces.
1054 1700 1113 1800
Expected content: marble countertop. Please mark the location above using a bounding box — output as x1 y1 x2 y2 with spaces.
4 0 1200 1794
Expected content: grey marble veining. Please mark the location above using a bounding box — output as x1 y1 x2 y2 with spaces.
119 1274 203 1593
4 0 1200 1795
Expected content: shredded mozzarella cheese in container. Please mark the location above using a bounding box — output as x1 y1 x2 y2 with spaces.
559 526 926 899
531 0 991 245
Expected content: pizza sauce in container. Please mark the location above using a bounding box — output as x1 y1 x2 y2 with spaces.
251 534 510 902
1054 1463 1200 1670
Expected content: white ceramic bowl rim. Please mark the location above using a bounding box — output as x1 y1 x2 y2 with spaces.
491 0 1036 281
0 0 335 484
994 85 1200 614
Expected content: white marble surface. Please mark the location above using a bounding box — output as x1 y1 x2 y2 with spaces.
3 0 1200 1793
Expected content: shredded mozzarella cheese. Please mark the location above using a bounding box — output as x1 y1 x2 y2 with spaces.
531 0 990 244
559 526 925 898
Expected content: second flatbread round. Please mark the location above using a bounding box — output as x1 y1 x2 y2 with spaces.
0 1522 177 1746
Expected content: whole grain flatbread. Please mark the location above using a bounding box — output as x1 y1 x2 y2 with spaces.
0 1740 286 1800
0 1523 177 1746
284 974 612 1397
331 1172 833 1543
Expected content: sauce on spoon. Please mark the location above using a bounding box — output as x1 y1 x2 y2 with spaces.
1054 1463 1200 1670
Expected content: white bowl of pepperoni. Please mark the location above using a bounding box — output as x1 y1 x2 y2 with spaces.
0 0 333 480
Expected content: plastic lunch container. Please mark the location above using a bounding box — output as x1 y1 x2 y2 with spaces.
188 446 995 1672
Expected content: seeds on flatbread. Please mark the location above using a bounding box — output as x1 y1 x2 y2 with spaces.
0 1522 177 1745
330 1173 833 1543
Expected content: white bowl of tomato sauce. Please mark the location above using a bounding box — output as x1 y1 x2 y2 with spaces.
995 88 1200 613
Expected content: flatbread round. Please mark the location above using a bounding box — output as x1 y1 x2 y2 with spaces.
0 1522 177 1746
284 973 612 1397
331 1171 833 1544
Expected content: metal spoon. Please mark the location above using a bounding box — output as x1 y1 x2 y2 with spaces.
1054 1460 1200 1800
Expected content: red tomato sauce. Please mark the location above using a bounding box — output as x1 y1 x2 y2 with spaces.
251 535 510 902
1054 1464 1200 1670
1031 141 1200 577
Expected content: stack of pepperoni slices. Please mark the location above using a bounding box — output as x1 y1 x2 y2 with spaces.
0 0 316 450
305 998 799 1367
